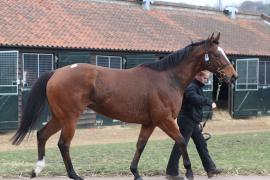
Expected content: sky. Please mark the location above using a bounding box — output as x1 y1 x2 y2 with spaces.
158 0 270 7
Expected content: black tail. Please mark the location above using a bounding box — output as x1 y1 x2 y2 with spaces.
11 71 54 145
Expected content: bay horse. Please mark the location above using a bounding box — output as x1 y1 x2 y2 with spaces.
12 33 237 180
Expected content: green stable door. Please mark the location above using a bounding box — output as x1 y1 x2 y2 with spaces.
0 51 19 132
230 58 270 117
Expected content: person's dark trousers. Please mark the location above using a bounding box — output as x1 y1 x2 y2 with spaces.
166 116 216 176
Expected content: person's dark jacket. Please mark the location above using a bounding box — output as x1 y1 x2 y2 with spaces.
179 79 212 123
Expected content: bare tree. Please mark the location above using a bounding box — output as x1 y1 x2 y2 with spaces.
239 1 270 15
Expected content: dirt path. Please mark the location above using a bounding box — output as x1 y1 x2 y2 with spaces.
1 112 270 152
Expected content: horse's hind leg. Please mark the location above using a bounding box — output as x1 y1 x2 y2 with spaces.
130 125 155 180
57 120 82 180
32 116 61 178
158 119 194 180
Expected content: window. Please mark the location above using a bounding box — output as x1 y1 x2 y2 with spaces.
23 53 54 87
236 59 259 91
58 51 90 68
125 54 156 68
203 73 213 91
259 61 270 86
0 51 18 95
96 55 122 69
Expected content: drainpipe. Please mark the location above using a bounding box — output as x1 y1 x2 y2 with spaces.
138 0 154 10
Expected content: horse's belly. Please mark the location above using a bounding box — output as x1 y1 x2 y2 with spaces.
90 102 150 124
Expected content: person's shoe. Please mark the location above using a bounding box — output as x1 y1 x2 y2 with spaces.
165 174 185 180
207 168 223 178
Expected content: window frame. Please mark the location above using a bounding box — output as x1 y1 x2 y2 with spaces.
0 51 19 95
22 53 54 87
259 60 270 86
203 73 213 92
96 55 122 69
235 58 259 91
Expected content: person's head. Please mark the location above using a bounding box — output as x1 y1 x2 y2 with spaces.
195 70 210 84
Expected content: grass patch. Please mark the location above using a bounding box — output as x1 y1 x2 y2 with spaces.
0 131 270 178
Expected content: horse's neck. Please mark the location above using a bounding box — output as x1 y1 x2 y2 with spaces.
171 57 203 90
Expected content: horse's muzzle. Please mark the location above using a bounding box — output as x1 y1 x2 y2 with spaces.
230 74 238 83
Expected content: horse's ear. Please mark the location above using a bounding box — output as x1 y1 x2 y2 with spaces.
209 33 215 41
207 33 215 45
213 32 220 44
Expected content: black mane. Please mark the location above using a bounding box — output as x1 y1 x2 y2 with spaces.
141 40 207 71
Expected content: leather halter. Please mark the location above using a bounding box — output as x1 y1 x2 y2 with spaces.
204 42 231 80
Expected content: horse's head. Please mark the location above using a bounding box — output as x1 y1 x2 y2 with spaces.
198 33 238 84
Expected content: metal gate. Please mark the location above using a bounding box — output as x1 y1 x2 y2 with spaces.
0 51 19 131
22 53 54 128
232 58 259 117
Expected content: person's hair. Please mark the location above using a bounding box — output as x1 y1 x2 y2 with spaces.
197 70 210 77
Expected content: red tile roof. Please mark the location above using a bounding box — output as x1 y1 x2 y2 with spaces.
0 0 270 56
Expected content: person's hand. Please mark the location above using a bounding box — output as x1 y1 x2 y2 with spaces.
212 102 216 109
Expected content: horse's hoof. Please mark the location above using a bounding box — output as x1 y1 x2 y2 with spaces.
75 177 84 180
69 174 84 180
185 170 194 180
185 175 194 180
135 176 143 180
30 170 36 178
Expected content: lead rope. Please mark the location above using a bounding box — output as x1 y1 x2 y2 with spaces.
200 122 211 141
215 78 223 102
200 104 212 141
201 78 223 141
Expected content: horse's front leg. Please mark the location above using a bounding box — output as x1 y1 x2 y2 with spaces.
130 125 155 180
158 118 194 180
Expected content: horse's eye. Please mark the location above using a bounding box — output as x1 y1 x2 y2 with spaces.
213 54 220 58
